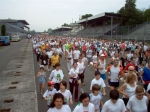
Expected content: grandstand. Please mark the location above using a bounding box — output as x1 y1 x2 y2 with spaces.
0 19 29 37
68 12 121 38
51 26 72 36
49 12 150 41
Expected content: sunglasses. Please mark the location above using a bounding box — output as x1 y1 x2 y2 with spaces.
129 69 134 71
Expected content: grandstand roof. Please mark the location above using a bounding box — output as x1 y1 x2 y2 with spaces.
77 12 121 24
70 23 81 27
53 26 72 31
0 19 29 25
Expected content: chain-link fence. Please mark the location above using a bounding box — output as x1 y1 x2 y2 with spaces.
50 22 150 41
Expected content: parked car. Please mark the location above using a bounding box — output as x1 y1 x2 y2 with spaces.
0 36 11 46
11 36 21 42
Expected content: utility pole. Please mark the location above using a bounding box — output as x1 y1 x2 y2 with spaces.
111 17 113 40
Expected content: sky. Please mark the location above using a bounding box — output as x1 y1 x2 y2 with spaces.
0 0 149 32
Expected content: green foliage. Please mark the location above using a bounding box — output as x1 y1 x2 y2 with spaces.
1 24 6 36
62 23 70 27
118 0 147 25
144 8 150 21
81 14 93 20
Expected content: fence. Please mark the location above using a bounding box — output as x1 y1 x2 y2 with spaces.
50 22 150 41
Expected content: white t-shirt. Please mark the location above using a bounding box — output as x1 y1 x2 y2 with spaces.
36 48 41 54
86 49 93 57
75 42 79 46
108 66 121 82
56 48 63 54
47 51 53 58
47 105 71 112
89 93 102 112
58 89 72 105
82 57 88 65
49 69 64 83
144 45 148 51
90 78 106 90
73 50 80 59
127 53 133 61
73 103 95 112
127 95 148 112
43 88 57 105
67 51 73 58
123 82 137 98
147 83 150 91
98 60 106 74
68 68 79 83
92 55 97 63
77 62 85 74
83 106 89 112
101 99 126 112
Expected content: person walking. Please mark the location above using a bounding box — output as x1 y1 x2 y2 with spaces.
118 73 137 106
101 89 126 112
58 80 73 105
73 93 95 112
51 50 60 69
47 93 71 112
106 59 123 90
126 86 148 112
66 48 73 72
40 50 49 71
140 61 150 90
37 65 46 95
68 62 79 102
49 63 64 91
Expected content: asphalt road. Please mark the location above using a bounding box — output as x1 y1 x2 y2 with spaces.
34 53 111 112
0 40 26 75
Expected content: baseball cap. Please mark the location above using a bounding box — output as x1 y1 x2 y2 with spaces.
100 54 105 57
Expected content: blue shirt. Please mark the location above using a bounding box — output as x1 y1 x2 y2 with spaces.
143 67 150 81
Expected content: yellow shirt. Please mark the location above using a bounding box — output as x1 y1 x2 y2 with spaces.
41 45 46 51
51 55 59 66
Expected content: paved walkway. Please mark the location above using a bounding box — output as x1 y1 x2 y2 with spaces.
0 39 38 112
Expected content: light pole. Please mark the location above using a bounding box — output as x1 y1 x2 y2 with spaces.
111 17 113 40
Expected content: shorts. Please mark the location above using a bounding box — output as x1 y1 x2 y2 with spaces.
108 80 119 88
59 54 62 58
39 80 45 84
78 73 84 83
48 58 51 66
44 65 48 71
101 74 106 80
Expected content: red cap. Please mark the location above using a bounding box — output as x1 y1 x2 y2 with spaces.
47 81 55 86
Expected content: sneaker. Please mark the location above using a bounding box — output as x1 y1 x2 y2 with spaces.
80 89 84 93
107 83 110 87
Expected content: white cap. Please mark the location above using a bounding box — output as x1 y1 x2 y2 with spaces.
100 54 105 57
40 65 44 68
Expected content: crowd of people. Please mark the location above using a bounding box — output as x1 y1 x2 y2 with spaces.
31 35 150 112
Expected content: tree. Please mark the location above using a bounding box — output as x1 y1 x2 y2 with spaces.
1 24 6 36
118 0 141 25
81 14 93 20
62 23 70 27
144 8 150 21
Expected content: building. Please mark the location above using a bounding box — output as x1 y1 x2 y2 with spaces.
0 19 29 36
